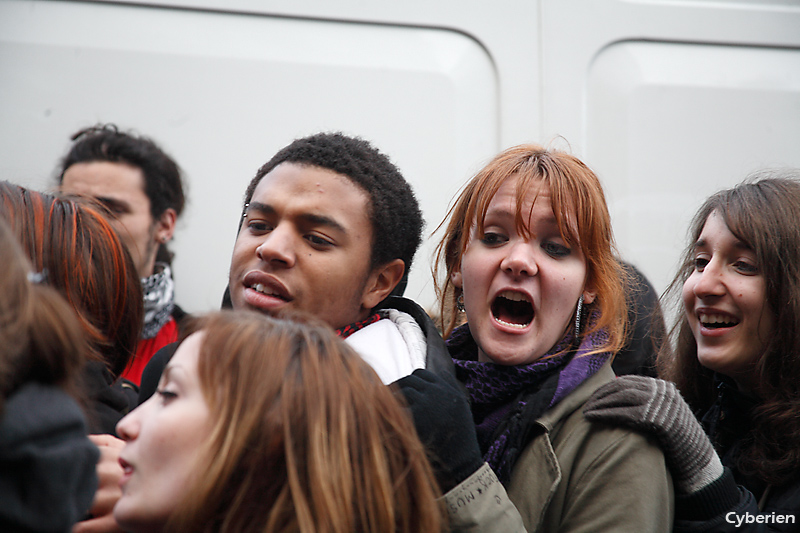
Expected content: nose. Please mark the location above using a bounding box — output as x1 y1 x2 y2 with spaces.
116 406 141 442
500 241 539 278
691 259 726 299
256 224 296 267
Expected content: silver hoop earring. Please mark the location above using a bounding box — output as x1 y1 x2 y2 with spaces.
574 294 584 337
456 293 465 312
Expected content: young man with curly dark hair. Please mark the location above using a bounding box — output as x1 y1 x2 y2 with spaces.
58 125 188 386
135 131 455 395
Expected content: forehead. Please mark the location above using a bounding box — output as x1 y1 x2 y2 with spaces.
482 176 555 223
251 163 371 227
167 331 205 377
62 161 149 202
697 211 747 246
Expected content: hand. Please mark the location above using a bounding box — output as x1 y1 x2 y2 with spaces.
393 369 484 492
72 434 125 533
583 375 723 494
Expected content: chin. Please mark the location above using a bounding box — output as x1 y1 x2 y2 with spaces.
480 345 535 366
114 504 164 533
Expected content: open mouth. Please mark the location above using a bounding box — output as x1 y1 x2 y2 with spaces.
492 290 533 328
251 282 290 302
119 457 134 487
699 313 739 329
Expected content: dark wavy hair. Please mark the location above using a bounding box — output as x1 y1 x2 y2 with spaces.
658 170 800 486
0 181 143 378
58 124 185 264
242 132 423 273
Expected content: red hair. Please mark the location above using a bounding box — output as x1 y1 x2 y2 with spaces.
0 181 142 377
434 145 627 356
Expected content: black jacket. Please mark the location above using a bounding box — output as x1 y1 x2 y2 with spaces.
81 361 135 435
0 383 99 532
675 375 800 532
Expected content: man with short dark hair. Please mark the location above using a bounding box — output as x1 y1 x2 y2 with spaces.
139 131 453 395
58 125 187 385
226 132 451 381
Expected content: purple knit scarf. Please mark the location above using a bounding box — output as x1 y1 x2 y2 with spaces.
449 319 611 483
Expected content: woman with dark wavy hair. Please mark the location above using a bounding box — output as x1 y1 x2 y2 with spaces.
585 170 800 531
662 172 800 522
113 310 445 533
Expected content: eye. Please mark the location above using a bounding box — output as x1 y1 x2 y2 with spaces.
156 389 178 403
98 199 128 215
306 234 334 249
693 256 709 272
733 260 759 275
480 232 507 246
542 241 570 258
246 219 272 234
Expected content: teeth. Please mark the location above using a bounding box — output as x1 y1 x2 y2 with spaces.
252 283 279 297
498 290 530 302
496 318 527 329
699 313 738 325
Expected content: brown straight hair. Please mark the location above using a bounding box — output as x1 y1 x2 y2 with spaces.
166 310 445 533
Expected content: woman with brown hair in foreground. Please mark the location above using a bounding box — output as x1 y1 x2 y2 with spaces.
114 310 445 533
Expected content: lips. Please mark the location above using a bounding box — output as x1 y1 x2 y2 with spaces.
491 290 534 328
119 457 133 488
241 272 292 310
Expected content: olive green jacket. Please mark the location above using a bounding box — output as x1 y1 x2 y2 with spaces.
445 361 674 532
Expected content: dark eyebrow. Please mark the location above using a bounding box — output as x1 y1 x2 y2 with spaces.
246 201 347 234
694 237 752 252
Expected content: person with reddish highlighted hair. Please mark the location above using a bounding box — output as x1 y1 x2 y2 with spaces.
0 181 143 434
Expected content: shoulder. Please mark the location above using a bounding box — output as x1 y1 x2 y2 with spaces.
377 296 456 379
507 364 674 532
544 362 669 475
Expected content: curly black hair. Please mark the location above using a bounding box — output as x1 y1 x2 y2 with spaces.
59 124 185 221
243 132 423 273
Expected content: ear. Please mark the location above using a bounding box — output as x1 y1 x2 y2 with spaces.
154 208 177 243
582 286 596 305
451 266 463 289
361 259 406 310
